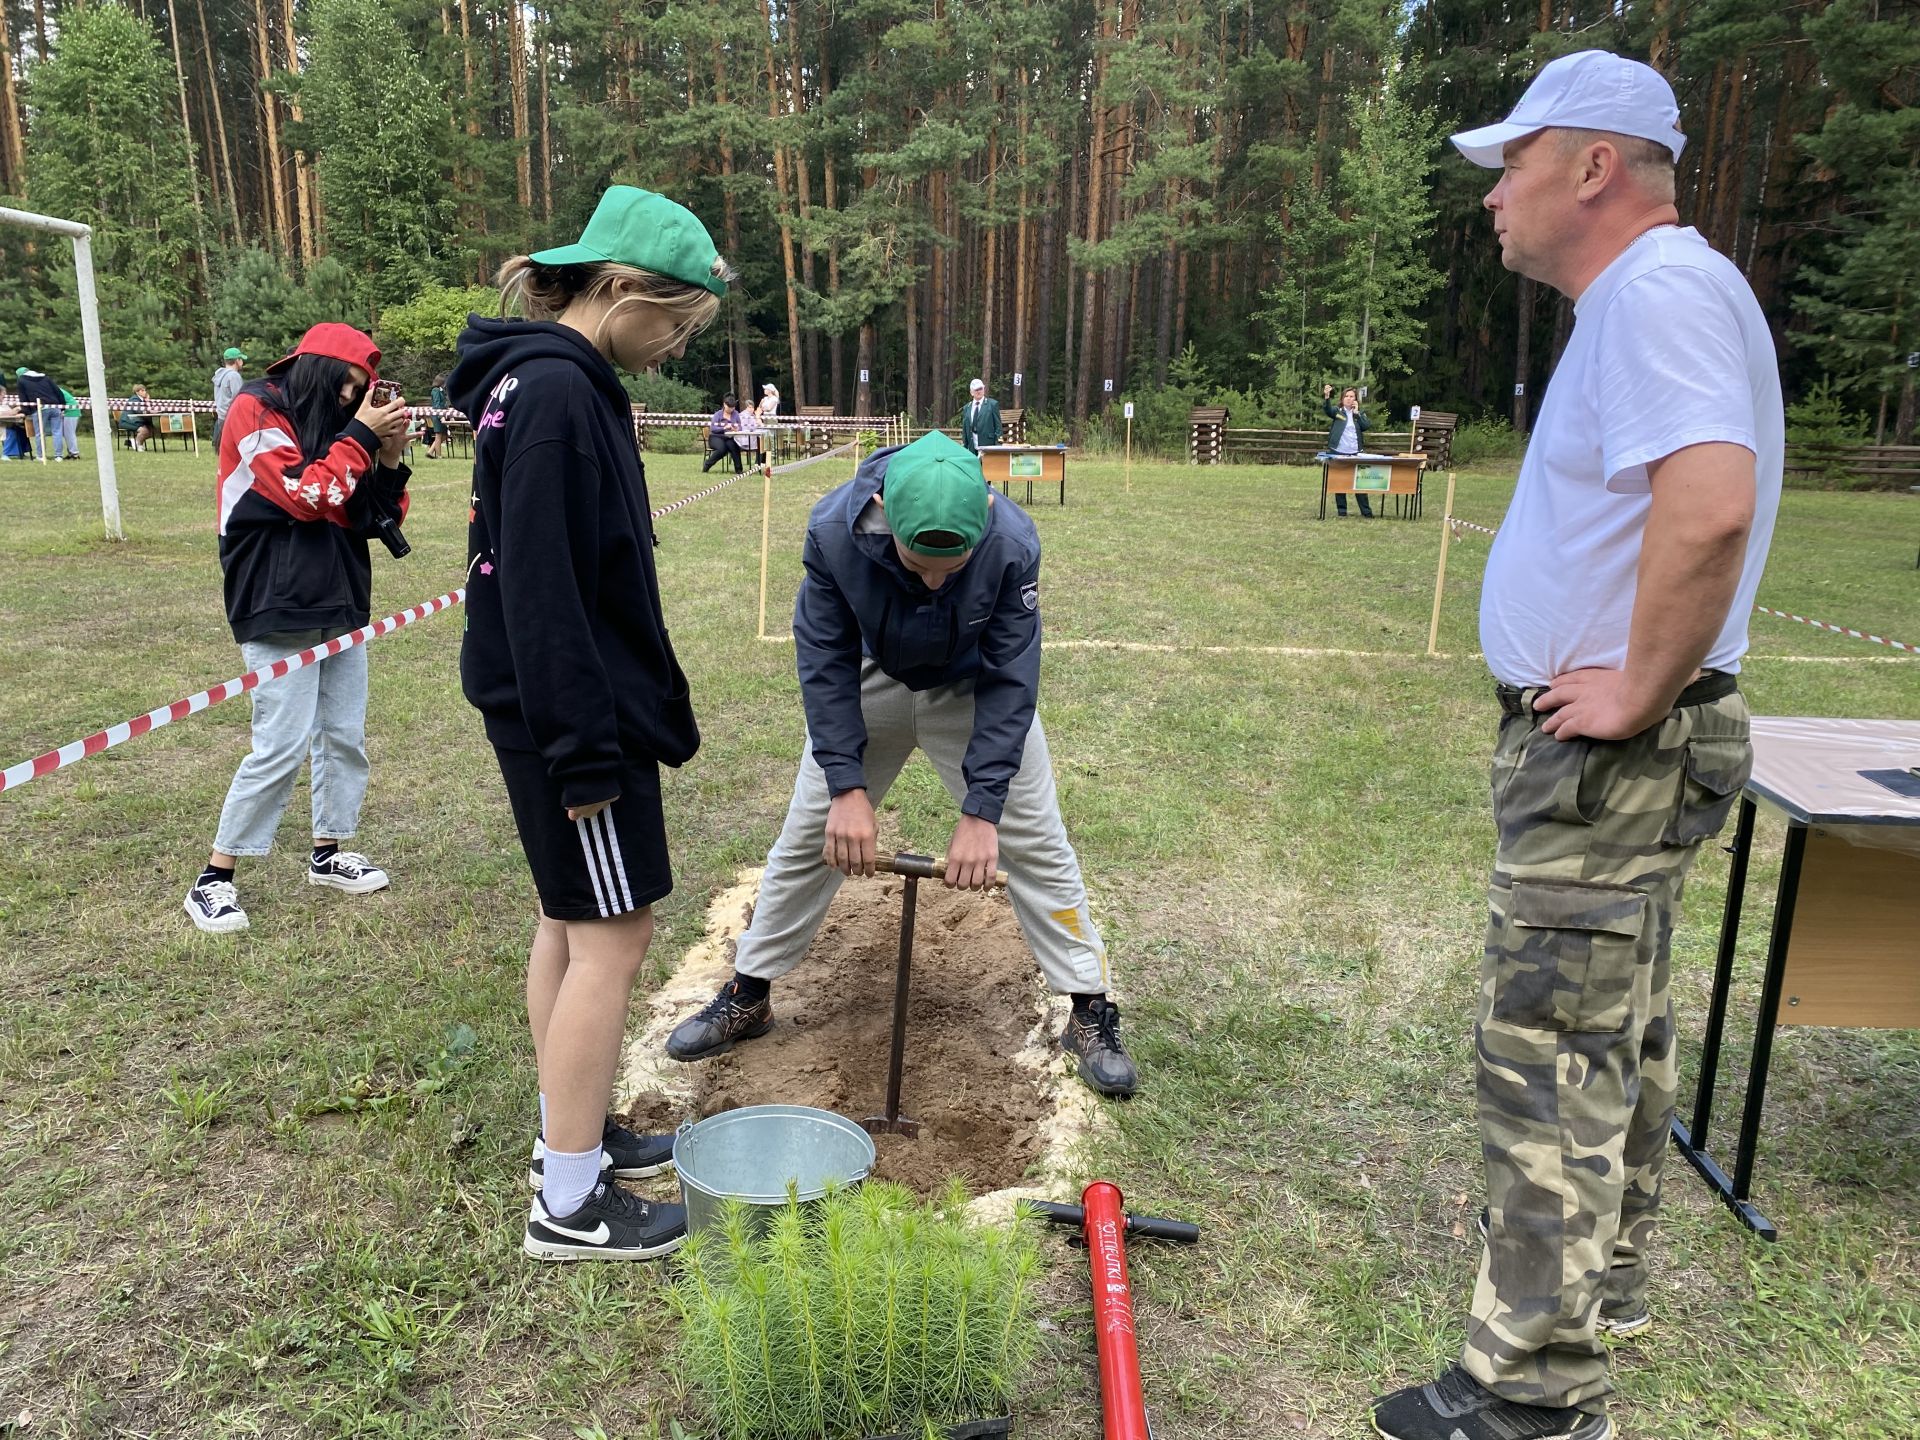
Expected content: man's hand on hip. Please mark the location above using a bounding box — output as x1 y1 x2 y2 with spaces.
1534 667 1670 742
945 814 999 890
825 789 878 877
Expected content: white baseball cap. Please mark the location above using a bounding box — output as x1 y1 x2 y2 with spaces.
1450 51 1686 169
969 377 985 392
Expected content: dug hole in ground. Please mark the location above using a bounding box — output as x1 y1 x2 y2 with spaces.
620 845 1097 1217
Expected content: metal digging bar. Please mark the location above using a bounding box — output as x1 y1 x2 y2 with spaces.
842 849 1007 1141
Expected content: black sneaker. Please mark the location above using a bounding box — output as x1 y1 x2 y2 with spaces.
1474 1208 1652 1338
666 979 775 1061
529 1117 675 1189
307 849 390 894
523 1181 687 1261
1372 1365 1611 1440
183 876 249 934
1061 998 1138 1098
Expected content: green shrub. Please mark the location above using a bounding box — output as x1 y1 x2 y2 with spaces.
670 1181 1042 1440
1451 416 1526 466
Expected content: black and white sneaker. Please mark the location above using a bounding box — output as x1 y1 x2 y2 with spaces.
1372 1365 1611 1440
183 877 249 934
1061 997 1139 1097
307 850 390 894
523 1182 687 1261
529 1118 675 1189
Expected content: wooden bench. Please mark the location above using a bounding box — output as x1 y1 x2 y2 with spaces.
1189 406 1229 465
1224 427 1413 465
797 405 839 456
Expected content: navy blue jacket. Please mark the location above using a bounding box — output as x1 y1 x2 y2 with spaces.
795 446 1041 824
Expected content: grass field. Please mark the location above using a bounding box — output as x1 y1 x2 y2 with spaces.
1 442 1917 1438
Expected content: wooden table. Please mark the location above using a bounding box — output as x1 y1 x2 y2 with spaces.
1318 452 1426 520
1671 717 1920 1238
976 444 1068 505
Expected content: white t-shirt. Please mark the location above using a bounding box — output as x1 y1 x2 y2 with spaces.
1479 226 1782 687
1336 414 1360 454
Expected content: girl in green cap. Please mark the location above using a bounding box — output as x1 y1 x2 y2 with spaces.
448 186 733 1262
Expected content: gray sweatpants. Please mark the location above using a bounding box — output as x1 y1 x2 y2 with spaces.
734 661 1108 995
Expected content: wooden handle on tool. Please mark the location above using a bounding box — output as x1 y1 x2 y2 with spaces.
876 849 1009 889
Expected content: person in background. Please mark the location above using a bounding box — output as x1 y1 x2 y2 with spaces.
451 184 732 1262
57 386 81 460
756 382 780 423
0 381 27 460
959 377 1001 454
118 383 155 451
1369 50 1782 1440
425 373 451 459
1323 383 1374 518
182 323 413 937
212 348 247 449
702 393 748 474
15 366 65 460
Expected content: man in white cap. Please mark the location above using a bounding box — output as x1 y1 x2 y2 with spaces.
959 377 1001 454
1370 50 1782 1440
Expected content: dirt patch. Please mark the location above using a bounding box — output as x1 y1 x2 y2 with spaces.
622 868 1092 1201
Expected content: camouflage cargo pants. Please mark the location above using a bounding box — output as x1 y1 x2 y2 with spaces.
1463 675 1752 1412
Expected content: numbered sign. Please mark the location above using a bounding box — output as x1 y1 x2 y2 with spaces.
1123 401 1135 420
1012 372 1023 387
1409 405 1422 422
1909 352 1920 369
1358 385 1369 401
859 369 870 383
1514 383 1526 397
1103 378 1114 393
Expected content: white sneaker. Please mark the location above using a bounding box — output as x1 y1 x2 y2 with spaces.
307 850 390 894
184 878 249 933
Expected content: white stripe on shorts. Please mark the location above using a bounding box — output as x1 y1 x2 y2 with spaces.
594 810 636 912
575 817 612 918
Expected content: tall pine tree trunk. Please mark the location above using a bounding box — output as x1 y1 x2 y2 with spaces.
981 120 999 385
1074 25 1112 432
195 0 241 238
278 0 318 265
508 0 532 211
905 276 921 422
856 319 874 416
1034 158 1061 417
165 0 214 295
760 0 805 403
1011 97 1031 399
0 0 26 193
788 16 818 405
538 10 552 220
251 0 292 257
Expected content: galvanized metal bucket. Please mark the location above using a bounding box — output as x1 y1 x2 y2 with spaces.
673 1104 877 1236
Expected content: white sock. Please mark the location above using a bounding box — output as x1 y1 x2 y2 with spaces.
542 1144 604 1218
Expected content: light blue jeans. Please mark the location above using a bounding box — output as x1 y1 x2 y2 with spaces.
212 631 370 856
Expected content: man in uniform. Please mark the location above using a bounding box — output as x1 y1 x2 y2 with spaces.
664 430 1137 1098
1371 50 1782 1440
959 378 1001 455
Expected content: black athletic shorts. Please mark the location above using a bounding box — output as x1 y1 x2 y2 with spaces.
492 745 673 922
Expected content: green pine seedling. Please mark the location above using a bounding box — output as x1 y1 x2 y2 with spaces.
669 1182 1043 1440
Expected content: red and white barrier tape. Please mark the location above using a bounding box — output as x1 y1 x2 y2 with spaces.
1751 606 1916 655
0 591 464 794
0 467 782 796
1446 514 1501 538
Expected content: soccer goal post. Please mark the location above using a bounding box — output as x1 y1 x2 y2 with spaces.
0 204 123 540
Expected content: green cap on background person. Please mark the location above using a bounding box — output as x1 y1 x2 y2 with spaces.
222 347 248 362
530 185 729 296
883 431 990 557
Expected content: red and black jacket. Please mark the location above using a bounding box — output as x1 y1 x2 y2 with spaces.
214 379 412 643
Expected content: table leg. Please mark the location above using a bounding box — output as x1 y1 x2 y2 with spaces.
1683 795 1756 1146
1319 463 1328 520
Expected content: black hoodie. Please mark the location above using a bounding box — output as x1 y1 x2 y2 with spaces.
449 317 698 809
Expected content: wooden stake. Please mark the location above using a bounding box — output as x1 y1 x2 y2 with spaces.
1124 413 1133 493
1426 470 1458 657
756 464 774 640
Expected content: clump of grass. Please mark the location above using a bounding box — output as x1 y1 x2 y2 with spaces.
669 1179 1042 1440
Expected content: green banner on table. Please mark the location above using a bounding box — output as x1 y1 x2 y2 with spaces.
1354 463 1391 492
1009 454 1043 478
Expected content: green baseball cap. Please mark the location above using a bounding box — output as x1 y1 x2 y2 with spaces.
882 431 989 557
222 346 247 361
529 185 727 296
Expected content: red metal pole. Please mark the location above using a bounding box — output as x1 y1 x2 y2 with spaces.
1081 1180 1150 1440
